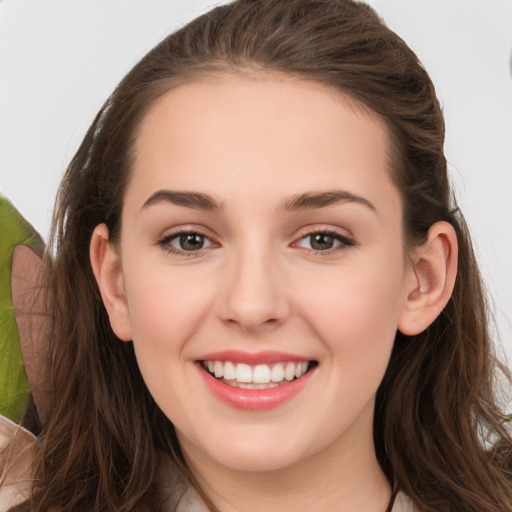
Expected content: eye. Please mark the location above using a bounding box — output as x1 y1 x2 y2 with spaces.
157 231 215 254
295 230 354 252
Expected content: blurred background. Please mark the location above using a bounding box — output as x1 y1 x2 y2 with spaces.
0 0 511 359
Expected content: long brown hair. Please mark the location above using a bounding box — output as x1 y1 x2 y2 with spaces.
16 0 512 510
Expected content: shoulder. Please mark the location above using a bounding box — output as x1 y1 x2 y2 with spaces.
392 491 418 512
0 415 37 510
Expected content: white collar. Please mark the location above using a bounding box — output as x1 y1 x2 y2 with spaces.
173 487 416 512
0 416 416 512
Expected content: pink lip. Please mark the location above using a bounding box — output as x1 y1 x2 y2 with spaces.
198 350 312 365
195 359 317 412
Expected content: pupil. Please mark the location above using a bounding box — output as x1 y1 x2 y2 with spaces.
311 234 333 250
180 234 204 250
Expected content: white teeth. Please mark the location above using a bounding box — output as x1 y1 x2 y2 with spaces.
253 364 271 384
227 381 279 389
223 361 236 380
271 363 284 382
202 360 311 385
214 361 223 378
235 363 253 383
284 362 296 381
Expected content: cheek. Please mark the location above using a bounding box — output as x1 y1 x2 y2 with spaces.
122 261 213 364
120 263 216 417
294 255 405 374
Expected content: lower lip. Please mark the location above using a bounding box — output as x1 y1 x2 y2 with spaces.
196 364 316 411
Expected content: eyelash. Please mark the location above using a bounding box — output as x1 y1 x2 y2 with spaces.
156 229 355 256
156 230 216 256
294 229 356 254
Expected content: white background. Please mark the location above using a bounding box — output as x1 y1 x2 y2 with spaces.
1 0 511 360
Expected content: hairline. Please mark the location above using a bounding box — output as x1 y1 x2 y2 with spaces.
117 66 408 250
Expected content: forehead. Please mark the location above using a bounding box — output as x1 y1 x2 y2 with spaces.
128 74 399 215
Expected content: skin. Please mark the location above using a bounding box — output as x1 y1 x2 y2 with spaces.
91 74 457 511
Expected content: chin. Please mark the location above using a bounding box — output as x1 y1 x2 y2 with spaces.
183 424 318 474
215 446 306 473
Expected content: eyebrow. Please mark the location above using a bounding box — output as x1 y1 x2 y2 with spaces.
141 190 223 212
282 190 376 213
141 188 376 214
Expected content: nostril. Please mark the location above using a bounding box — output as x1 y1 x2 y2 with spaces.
223 315 283 333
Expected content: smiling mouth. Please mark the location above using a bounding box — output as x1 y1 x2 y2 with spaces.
200 360 318 389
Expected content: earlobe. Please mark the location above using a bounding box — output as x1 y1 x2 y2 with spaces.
398 221 458 336
90 224 132 341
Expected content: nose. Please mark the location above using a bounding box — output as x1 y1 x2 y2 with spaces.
217 246 290 334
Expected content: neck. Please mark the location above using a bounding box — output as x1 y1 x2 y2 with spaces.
179 411 391 512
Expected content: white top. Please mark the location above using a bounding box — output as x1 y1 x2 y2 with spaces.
392 492 416 512
171 486 416 512
0 415 35 511
0 415 415 511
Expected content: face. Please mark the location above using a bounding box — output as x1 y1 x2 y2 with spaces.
104 75 416 475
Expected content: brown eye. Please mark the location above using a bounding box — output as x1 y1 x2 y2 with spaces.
310 233 335 250
295 231 354 252
157 231 215 254
179 233 205 251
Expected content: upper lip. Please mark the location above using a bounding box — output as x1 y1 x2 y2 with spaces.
197 350 315 365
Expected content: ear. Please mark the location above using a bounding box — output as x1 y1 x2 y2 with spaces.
398 221 458 336
90 224 132 341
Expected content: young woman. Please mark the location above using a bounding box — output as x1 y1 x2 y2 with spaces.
1 0 511 510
